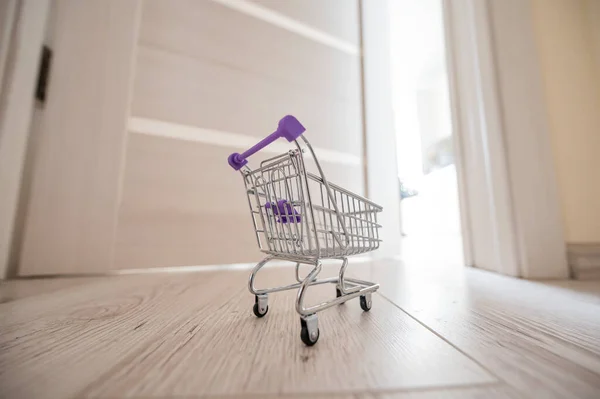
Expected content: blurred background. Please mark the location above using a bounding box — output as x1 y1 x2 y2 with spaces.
1 0 460 278
0 0 599 279
3 0 375 276
389 0 462 264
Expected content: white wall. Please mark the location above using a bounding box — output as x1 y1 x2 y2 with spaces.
531 0 600 244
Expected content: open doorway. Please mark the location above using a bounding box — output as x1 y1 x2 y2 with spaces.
388 0 463 264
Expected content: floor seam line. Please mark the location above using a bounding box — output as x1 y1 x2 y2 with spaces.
376 291 508 386
152 380 507 399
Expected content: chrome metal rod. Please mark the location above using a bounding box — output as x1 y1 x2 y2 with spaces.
338 257 349 294
252 277 339 296
343 277 379 288
248 255 275 295
297 278 379 316
300 136 350 249
294 262 303 283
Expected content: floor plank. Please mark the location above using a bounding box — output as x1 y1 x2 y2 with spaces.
0 266 493 398
543 280 600 305
367 384 520 398
368 260 600 399
0 276 103 303
200 395 355 399
196 383 519 399
3 260 599 398
0 272 243 398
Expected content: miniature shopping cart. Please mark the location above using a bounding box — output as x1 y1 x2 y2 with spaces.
228 115 382 346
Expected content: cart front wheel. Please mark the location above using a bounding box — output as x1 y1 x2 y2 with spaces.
253 303 268 317
253 294 269 317
300 325 319 346
300 315 319 346
360 294 372 312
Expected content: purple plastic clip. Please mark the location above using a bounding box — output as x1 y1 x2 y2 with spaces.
266 200 301 223
228 115 305 170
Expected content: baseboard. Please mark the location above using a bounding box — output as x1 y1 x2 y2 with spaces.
567 243 600 280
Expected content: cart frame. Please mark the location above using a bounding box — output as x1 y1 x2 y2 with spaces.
228 116 382 346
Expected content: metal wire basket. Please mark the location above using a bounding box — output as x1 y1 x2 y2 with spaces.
228 115 382 346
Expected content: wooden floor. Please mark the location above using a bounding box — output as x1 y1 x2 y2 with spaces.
1 260 599 398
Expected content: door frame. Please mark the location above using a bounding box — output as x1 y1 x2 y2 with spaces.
441 0 568 278
0 0 50 279
360 0 403 259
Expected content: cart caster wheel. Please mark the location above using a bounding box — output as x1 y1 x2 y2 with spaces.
360 294 372 312
253 303 268 317
301 325 319 346
300 315 319 346
253 294 268 318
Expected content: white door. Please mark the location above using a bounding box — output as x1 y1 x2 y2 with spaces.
17 0 368 275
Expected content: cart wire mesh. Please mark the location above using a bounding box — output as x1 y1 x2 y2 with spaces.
241 137 382 259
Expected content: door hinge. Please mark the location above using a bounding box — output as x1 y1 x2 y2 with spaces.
35 45 52 104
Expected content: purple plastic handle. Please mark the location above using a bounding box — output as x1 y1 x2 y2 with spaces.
228 115 305 170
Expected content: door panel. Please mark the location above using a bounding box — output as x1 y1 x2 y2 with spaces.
115 0 364 269
132 45 363 156
19 0 364 274
114 133 364 269
19 0 141 276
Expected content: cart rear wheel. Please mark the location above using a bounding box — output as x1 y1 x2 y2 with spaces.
360 294 372 312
